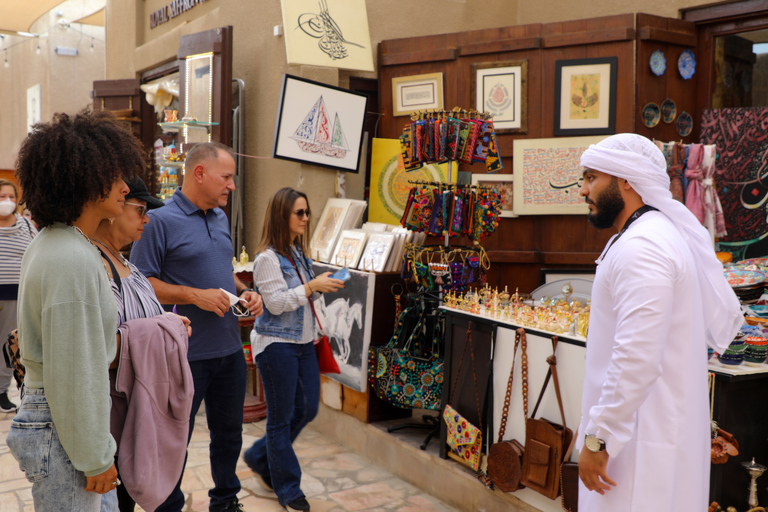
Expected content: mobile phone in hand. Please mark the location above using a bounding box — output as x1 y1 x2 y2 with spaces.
330 267 351 282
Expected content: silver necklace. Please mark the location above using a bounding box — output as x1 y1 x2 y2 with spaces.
92 238 129 268
72 226 112 280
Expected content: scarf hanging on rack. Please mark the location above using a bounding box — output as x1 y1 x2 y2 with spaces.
654 140 686 203
685 144 727 241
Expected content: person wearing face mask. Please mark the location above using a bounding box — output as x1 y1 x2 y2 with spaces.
0 179 37 412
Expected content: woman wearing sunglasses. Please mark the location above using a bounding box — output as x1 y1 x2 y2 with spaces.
243 187 344 512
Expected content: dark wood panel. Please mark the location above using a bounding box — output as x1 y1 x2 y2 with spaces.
682 0 768 24
381 48 457 66
638 26 697 47
459 37 542 56
543 27 634 48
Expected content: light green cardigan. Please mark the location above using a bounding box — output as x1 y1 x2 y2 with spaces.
18 223 118 477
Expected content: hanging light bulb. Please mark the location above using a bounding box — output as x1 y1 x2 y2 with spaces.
3 50 8 68
89 38 94 52
35 45 41 56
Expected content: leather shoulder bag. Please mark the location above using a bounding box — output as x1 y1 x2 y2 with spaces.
487 327 528 492
520 336 574 500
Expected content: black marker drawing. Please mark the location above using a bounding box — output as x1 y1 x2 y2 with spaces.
297 0 365 61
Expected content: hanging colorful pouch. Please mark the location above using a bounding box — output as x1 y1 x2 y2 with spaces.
425 119 436 162
400 125 420 171
446 118 462 161
400 187 417 227
429 189 445 237
444 404 482 471
449 191 464 236
463 189 476 237
438 118 449 161
473 121 493 163
405 187 434 232
460 120 481 164
457 120 472 163
413 121 426 163
485 124 504 173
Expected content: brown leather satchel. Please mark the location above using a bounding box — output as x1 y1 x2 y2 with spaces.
560 429 578 512
520 336 574 500
487 328 528 492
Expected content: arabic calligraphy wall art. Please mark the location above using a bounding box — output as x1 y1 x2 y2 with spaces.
391 73 443 117
700 107 768 259
512 136 608 215
273 74 368 173
470 60 527 134
280 0 374 72
554 57 617 137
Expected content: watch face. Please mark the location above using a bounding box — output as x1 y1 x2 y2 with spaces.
586 436 603 452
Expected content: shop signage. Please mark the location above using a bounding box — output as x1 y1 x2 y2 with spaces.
150 0 206 29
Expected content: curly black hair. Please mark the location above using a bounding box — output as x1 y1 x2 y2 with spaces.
15 108 147 228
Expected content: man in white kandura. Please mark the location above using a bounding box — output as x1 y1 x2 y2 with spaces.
576 133 742 511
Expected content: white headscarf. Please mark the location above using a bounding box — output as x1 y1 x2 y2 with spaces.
580 133 742 352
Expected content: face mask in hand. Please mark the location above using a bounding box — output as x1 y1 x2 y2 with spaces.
0 199 16 217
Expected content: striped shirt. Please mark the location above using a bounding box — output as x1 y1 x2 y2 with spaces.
250 246 316 357
109 261 165 325
0 215 37 298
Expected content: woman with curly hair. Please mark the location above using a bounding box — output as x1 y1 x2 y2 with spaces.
7 109 146 512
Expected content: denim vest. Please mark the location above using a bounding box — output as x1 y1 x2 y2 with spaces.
253 247 315 341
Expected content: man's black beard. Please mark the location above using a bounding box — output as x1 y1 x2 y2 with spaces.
586 178 625 230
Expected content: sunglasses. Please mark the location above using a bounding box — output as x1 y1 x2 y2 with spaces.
125 202 148 217
293 208 311 218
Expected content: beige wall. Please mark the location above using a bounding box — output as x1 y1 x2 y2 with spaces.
0 0 105 169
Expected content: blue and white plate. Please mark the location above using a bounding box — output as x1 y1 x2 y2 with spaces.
678 50 696 80
650 50 666 76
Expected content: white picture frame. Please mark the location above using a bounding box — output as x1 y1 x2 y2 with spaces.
357 232 396 272
330 230 368 268
310 198 352 263
471 173 517 218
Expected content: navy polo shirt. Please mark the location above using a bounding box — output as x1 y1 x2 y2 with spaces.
130 189 241 361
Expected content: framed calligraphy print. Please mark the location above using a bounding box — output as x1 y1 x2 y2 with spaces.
273 74 368 173
471 60 527 134
513 136 608 215
391 73 443 117
554 57 617 137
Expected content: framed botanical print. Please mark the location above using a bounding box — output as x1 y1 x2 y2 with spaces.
554 57 617 136
471 60 527 134
391 73 443 116
471 173 516 217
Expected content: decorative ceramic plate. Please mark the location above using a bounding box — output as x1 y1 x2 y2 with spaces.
642 102 660 128
724 269 766 288
739 258 768 268
676 111 693 137
678 50 696 79
650 50 666 76
660 98 676 124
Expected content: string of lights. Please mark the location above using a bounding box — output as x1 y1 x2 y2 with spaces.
0 23 104 68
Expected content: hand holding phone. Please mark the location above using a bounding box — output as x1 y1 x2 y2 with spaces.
330 267 351 282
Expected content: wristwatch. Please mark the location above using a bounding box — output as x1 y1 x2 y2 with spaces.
584 434 606 453
239 288 254 296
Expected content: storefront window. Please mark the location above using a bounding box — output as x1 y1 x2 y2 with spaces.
712 30 768 108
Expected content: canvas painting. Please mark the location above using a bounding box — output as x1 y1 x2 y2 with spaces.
312 262 375 391
357 232 395 272
471 174 516 217
701 107 768 259
330 230 367 267
369 138 454 225
273 74 368 172
513 136 608 215
280 0 374 72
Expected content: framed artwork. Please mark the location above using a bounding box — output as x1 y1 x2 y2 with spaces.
369 138 454 225
471 60 527 133
312 262 375 392
279 0 374 72
357 232 396 272
513 136 608 215
310 198 352 262
330 229 368 268
391 73 443 116
273 74 369 173
554 57 617 136
471 174 516 218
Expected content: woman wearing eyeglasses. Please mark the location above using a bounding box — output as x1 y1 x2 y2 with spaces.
243 187 344 512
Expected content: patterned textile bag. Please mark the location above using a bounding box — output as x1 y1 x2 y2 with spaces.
442 322 484 472
2 329 24 389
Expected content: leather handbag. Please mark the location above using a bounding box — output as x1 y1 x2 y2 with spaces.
560 428 578 512
442 321 484 472
487 327 528 492
521 336 574 500
288 255 340 374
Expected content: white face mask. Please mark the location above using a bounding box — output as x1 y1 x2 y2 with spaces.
0 199 16 217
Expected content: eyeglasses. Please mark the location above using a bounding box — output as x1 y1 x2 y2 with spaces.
125 202 148 217
293 209 311 218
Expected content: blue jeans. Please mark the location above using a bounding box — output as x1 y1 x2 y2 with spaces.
7 388 117 512
244 342 320 506
155 350 246 512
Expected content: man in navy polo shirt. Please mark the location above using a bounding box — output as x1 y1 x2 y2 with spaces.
131 141 263 512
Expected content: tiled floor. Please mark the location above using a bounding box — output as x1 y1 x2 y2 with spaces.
0 386 460 512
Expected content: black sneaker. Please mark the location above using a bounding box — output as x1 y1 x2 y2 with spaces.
0 392 17 412
210 500 243 512
285 497 310 511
